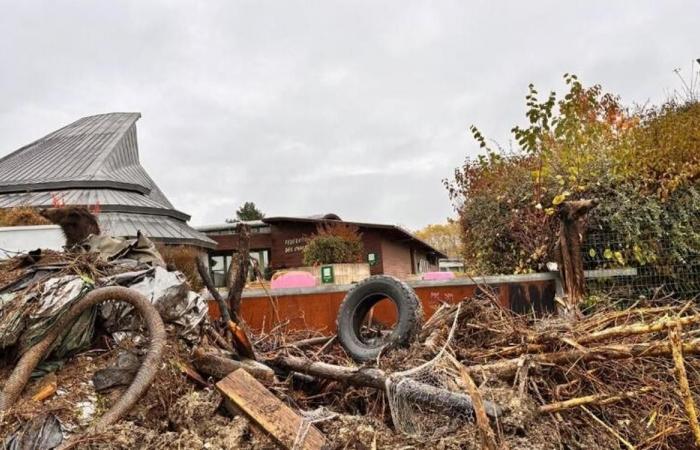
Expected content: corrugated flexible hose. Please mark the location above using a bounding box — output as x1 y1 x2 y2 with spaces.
0 286 166 448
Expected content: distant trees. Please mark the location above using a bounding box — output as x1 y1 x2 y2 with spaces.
445 73 700 275
228 202 265 222
414 221 462 258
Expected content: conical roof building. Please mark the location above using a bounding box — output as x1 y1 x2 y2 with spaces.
0 112 215 248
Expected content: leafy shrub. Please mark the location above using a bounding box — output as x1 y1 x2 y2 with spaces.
446 74 700 275
303 222 364 265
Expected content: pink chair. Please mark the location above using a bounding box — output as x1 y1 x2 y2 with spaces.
271 271 317 289
421 271 456 281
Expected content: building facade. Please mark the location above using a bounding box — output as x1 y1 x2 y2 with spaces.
198 215 446 285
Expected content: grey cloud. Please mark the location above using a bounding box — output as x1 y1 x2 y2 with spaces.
1 0 698 229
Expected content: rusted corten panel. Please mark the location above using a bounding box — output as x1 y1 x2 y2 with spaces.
209 279 556 333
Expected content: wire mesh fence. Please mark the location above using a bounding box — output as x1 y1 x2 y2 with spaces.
583 232 700 300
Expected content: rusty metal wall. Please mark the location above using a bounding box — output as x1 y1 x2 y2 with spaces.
209 278 556 333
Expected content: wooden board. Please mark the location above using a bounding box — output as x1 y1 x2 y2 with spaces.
216 369 327 450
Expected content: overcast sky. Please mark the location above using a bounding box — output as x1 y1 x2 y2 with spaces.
0 1 697 229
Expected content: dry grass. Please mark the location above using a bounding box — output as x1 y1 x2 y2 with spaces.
0 207 50 227
156 244 204 291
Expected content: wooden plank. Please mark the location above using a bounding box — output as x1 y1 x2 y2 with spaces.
216 369 327 450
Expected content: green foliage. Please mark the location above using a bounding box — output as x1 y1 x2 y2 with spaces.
231 202 265 221
446 74 700 275
302 222 364 265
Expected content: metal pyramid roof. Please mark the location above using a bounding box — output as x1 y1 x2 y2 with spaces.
0 113 215 248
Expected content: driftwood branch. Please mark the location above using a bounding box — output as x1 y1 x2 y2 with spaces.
196 255 231 326
470 312 700 363
579 313 700 344
467 337 700 379
668 324 700 447
192 348 273 381
539 387 653 413
581 405 635 450
449 354 499 450
285 336 334 349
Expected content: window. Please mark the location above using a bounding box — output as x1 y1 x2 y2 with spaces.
209 249 271 286
209 254 232 287
249 249 270 280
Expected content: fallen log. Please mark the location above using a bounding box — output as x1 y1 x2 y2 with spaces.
272 355 502 419
467 337 700 379
192 348 274 381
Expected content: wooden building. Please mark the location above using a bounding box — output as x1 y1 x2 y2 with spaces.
197 214 446 285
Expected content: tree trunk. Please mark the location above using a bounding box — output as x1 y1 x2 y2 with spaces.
556 199 598 319
228 223 251 318
193 349 274 381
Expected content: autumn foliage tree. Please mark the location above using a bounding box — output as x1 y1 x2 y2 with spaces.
414 221 462 258
446 74 700 276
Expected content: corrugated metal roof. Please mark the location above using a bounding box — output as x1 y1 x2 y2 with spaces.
0 113 214 248
99 212 216 248
1 113 137 183
0 189 168 210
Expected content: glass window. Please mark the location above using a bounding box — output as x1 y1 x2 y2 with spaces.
249 249 270 280
209 254 232 287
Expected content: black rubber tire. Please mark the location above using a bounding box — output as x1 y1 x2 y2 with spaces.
336 275 423 362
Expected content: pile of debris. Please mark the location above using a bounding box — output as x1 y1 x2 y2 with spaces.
2 231 700 449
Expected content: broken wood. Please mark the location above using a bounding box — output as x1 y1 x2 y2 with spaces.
216 369 327 450
286 335 334 349
31 373 57 402
228 320 256 360
192 348 274 382
272 355 502 419
173 359 208 386
539 387 653 413
581 405 635 450
206 326 234 352
449 354 498 450
668 324 700 447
